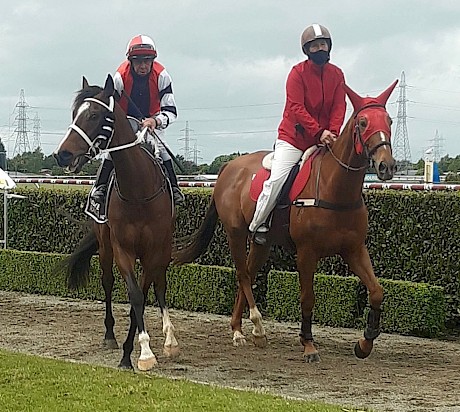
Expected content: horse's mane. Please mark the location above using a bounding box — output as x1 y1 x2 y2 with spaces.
73 85 103 113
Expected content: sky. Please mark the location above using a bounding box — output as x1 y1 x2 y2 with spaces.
0 0 459 164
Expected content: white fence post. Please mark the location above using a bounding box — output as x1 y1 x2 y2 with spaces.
0 168 18 249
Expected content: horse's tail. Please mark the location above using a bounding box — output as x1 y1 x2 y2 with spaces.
55 228 99 290
172 195 219 264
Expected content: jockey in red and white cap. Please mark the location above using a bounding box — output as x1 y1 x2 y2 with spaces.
93 34 184 205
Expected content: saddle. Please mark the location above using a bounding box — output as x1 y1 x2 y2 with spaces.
248 146 320 249
249 145 320 204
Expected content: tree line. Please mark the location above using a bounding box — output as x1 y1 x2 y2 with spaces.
0 140 246 176
2 139 460 182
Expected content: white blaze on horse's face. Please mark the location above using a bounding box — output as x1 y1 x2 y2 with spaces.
54 102 91 153
380 131 390 151
76 102 90 119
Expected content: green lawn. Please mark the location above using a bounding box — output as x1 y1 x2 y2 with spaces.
0 349 363 412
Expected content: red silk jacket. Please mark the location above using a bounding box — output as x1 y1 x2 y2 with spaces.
278 59 346 151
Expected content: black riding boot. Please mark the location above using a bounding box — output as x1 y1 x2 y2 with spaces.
92 158 114 201
163 159 185 204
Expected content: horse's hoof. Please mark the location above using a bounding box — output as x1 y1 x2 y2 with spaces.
233 331 247 347
103 338 119 349
303 352 321 363
118 361 134 370
354 338 373 359
253 335 268 348
137 355 158 371
163 344 180 358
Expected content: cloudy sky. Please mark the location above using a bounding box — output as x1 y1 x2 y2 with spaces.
0 0 459 164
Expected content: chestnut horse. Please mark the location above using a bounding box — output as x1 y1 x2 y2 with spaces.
54 75 179 371
173 81 398 362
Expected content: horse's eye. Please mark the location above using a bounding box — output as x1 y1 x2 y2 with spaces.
359 118 367 129
89 112 98 120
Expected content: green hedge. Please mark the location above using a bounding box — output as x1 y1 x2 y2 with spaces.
0 249 236 314
266 270 445 337
267 271 361 327
2 187 459 326
378 278 446 337
0 249 446 337
167 263 236 314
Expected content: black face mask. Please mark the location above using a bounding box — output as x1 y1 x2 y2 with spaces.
309 50 330 66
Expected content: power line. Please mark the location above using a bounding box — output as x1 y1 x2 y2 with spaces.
407 101 460 112
180 102 283 111
28 102 284 112
168 129 276 138
407 117 460 126
407 85 460 95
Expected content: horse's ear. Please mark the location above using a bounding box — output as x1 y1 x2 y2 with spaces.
82 76 89 89
343 83 364 112
103 74 115 97
375 79 399 106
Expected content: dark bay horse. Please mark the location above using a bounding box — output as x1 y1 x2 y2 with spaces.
54 75 179 371
173 81 398 362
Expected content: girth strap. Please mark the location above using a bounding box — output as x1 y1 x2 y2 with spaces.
292 197 363 211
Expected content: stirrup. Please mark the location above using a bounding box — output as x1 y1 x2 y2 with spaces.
92 184 108 201
251 225 269 246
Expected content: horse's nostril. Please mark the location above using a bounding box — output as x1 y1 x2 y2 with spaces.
378 162 387 174
55 150 73 167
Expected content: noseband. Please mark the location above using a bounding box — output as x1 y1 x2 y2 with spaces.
327 103 392 171
66 96 144 159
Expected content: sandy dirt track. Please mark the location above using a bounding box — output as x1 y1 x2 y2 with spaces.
0 290 459 412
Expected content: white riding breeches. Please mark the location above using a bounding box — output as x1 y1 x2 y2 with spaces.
249 139 303 233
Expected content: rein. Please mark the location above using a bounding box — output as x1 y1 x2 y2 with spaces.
326 144 368 172
293 104 392 211
294 148 364 211
120 90 185 173
69 95 167 204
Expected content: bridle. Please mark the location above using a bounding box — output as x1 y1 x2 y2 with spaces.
327 103 392 172
65 95 145 160
66 94 167 204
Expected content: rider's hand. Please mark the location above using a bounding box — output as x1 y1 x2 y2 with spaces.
142 117 158 132
319 130 337 145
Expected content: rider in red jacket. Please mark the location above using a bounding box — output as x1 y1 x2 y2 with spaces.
278 58 346 151
250 24 346 245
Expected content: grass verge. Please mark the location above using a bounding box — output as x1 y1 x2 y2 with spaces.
0 349 365 412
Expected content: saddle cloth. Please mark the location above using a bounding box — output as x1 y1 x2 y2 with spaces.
84 175 115 224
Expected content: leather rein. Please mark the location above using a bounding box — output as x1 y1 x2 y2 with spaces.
294 104 391 211
69 95 167 204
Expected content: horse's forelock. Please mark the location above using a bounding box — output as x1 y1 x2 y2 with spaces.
73 85 103 113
